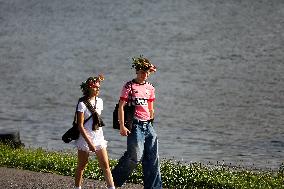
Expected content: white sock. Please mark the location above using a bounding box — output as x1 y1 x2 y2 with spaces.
75 187 81 189
108 187 115 189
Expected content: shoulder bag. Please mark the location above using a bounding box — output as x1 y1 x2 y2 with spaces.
113 82 135 130
62 97 99 143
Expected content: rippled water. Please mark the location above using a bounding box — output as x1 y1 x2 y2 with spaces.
0 0 283 170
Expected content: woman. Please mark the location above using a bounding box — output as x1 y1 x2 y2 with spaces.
74 74 115 189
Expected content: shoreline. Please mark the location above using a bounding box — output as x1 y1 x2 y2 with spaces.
1 143 283 189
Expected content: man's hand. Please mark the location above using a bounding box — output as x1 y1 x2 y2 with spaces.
120 126 131 136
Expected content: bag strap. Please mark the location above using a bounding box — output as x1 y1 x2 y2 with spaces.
83 114 92 124
83 97 97 114
74 98 92 125
128 81 134 105
83 97 104 130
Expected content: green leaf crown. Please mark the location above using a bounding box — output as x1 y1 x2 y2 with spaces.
131 55 152 71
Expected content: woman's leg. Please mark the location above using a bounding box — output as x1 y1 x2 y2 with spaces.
75 150 89 187
95 148 114 188
95 148 115 188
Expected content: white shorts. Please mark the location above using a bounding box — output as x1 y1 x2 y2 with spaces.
75 127 108 153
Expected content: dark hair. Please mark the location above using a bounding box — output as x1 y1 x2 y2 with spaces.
80 77 95 96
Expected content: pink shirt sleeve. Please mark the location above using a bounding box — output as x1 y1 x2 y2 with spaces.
120 82 132 102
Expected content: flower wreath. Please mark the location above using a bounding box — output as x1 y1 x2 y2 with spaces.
132 55 157 72
80 74 104 94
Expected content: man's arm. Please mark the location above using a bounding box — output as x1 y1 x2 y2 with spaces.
118 100 131 136
148 101 155 120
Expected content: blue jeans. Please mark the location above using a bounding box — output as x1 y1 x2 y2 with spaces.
112 120 162 189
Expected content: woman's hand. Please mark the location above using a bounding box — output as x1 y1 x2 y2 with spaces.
88 144 97 152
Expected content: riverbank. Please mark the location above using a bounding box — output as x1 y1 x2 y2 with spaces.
0 167 143 189
0 144 283 189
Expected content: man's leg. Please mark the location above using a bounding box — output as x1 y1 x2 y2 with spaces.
112 124 145 187
142 124 162 189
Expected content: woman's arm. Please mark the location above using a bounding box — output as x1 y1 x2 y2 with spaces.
77 111 96 152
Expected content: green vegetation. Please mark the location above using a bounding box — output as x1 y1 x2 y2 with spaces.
0 144 283 189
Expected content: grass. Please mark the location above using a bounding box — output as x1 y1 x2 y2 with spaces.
0 143 283 189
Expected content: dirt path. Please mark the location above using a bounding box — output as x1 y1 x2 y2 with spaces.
0 167 144 189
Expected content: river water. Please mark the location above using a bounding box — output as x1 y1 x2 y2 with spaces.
0 0 283 170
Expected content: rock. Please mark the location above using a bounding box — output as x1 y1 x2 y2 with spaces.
0 130 24 148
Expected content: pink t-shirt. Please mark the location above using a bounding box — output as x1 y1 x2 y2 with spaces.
120 80 155 121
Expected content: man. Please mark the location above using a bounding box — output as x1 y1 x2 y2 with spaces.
112 56 162 189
